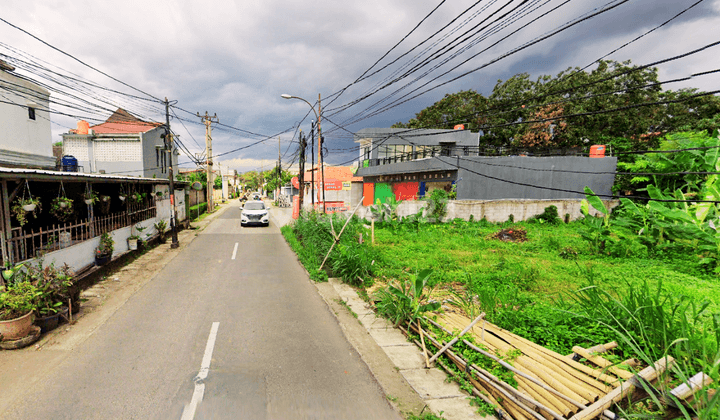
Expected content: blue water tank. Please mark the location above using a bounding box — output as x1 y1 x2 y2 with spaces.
61 155 78 172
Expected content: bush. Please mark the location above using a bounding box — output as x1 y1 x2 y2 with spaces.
189 202 208 219
528 205 561 225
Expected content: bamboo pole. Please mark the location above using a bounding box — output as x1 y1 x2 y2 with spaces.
570 356 675 420
417 320 430 368
572 346 634 380
668 372 713 401
319 198 364 271
440 314 598 403
428 312 485 364
415 322 561 420
463 338 585 414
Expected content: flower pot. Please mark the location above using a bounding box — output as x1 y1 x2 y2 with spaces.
35 312 60 334
128 238 138 251
119 196 126 202
70 288 81 314
59 201 68 208
95 254 111 266
84 199 93 205
22 203 36 212
58 306 69 323
0 311 34 341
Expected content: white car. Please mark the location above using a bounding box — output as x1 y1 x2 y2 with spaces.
241 201 269 227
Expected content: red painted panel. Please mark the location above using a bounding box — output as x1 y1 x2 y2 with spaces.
393 182 419 201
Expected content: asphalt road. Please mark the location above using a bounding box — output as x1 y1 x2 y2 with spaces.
3 204 400 419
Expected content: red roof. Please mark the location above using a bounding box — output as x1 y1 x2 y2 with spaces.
91 120 162 134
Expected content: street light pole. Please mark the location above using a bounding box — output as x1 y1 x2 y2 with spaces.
280 93 326 214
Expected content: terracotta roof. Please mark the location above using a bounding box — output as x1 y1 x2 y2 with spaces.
306 165 362 182
90 108 163 134
91 120 162 134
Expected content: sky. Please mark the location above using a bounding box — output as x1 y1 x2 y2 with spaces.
2 0 719 174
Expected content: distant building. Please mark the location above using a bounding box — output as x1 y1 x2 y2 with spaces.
62 108 177 178
0 60 55 169
354 127 617 203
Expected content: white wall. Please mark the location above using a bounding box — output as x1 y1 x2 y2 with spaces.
0 70 54 165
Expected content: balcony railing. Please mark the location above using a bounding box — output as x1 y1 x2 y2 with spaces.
360 145 589 168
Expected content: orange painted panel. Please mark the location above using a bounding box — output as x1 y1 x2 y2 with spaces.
363 183 374 206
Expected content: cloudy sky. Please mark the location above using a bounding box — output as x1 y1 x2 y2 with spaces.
2 0 719 174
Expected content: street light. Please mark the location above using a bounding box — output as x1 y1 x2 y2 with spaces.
281 93 325 213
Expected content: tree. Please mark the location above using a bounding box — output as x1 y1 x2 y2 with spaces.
264 168 293 192
392 90 488 131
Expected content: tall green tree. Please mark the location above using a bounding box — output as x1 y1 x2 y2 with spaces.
392 90 488 131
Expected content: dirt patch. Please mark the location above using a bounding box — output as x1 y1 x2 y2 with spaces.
490 227 527 242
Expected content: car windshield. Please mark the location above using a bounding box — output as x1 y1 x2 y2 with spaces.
244 202 265 210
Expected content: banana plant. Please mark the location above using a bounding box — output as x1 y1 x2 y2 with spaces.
375 269 440 327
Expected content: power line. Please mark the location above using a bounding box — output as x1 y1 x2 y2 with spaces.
0 17 163 102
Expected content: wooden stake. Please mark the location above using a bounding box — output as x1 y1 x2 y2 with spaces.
417 321 430 368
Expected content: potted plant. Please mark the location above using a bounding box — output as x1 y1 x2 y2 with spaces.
0 281 38 340
94 232 114 266
154 220 168 243
127 223 146 251
50 196 74 222
12 197 41 226
27 263 73 333
84 190 98 205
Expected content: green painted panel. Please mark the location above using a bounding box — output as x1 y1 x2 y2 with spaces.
374 183 393 204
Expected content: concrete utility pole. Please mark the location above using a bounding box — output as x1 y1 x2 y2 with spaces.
277 136 281 201
317 94 326 214
164 98 179 249
311 122 315 208
197 111 218 212
298 130 305 211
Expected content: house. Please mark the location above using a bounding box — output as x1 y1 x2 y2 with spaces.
354 127 617 210
298 164 363 213
0 60 55 169
61 108 178 178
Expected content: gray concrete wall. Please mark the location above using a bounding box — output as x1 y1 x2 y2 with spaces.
141 127 177 179
456 156 617 200
355 198 618 223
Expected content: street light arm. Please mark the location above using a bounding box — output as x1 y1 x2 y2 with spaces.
280 94 318 120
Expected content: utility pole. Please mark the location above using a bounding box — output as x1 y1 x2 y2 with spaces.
317 93 326 214
164 98 179 248
310 121 315 208
298 130 305 211
197 111 218 212
277 136 281 202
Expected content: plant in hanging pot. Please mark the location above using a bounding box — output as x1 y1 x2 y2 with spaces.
84 190 98 205
0 281 39 341
130 191 145 204
12 198 41 226
50 197 74 222
94 232 114 266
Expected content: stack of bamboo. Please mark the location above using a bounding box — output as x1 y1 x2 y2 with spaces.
410 312 677 420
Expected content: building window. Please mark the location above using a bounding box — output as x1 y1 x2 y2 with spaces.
28 107 36 120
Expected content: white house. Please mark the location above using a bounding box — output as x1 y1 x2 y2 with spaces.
62 108 178 178
0 60 55 169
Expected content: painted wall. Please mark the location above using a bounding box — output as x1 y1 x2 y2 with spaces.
0 70 55 168
374 183 393 204
355 198 619 223
392 182 419 201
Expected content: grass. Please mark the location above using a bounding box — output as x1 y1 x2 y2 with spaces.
283 212 720 419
